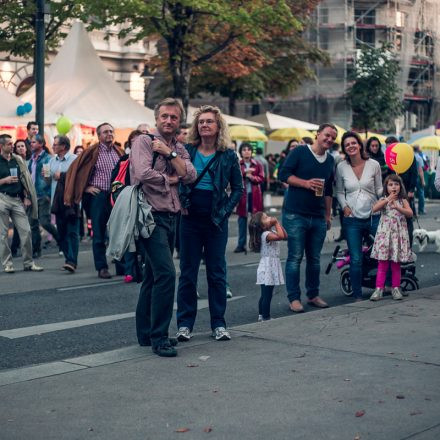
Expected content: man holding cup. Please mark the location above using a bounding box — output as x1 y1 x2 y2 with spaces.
279 123 336 313
0 134 42 273
28 134 59 258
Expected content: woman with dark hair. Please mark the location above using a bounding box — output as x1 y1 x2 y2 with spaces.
335 131 383 301
366 136 388 180
73 145 84 156
176 105 243 342
235 142 264 253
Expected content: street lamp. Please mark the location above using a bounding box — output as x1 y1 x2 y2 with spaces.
35 0 50 134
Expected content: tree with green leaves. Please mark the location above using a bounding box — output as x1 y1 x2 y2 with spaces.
347 43 403 134
82 0 304 112
0 1 84 76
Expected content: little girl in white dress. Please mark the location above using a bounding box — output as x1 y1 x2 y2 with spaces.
249 212 287 321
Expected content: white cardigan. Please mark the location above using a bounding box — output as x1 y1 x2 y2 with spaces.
335 159 383 219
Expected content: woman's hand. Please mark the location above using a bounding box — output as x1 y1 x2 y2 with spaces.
343 206 352 217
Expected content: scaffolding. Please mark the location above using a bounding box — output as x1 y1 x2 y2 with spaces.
283 0 440 133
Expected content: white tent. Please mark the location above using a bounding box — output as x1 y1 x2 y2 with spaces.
0 86 58 126
187 106 263 127
249 111 319 131
22 21 155 128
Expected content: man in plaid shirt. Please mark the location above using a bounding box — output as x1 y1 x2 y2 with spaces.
64 123 123 278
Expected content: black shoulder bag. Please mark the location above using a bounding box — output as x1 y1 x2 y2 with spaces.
179 151 220 209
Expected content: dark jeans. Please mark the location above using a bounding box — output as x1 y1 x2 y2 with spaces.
11 226 20 255
344 216 379 299
30 196 59 252
177 214 228 331
84 191 111 271
56 216 80 266
136 213 176 347
237 192 252 249
416 179 425 214
283 212 327 302
258 284 274 319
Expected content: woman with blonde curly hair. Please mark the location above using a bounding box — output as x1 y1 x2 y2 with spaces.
176 105 243 342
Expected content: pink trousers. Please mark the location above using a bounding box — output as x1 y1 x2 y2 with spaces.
376 260 401 288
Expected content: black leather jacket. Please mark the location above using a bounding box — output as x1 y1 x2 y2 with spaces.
185 144 243 227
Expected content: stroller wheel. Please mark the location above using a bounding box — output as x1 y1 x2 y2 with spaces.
340 269 353 296
401 277 419 292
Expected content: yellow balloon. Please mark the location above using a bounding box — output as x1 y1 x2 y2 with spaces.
389 143 414 174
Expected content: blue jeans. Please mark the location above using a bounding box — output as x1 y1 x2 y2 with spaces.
85 192 111 271
344 216 379 299
177 214 228 331
283 212 327 302
56 217 80 266
416 179 425 214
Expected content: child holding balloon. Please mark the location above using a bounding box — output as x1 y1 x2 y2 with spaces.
369 174 413 301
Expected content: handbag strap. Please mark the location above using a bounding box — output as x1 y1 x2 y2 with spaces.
189 151 220 189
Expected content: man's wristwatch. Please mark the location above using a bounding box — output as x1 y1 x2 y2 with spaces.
166 151 178 160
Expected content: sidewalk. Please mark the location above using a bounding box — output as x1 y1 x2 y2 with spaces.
1 286 439 440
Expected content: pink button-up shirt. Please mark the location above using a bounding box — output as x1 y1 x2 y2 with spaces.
129 131 196 213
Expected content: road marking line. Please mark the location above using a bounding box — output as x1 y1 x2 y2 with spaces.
57 281 123 291
0 296 245 339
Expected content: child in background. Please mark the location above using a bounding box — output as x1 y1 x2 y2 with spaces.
249 212 287 321
370 174 413 301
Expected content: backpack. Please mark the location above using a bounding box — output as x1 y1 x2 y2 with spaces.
110 134 157 206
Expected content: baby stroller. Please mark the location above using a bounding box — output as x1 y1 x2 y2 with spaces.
325 235 419 296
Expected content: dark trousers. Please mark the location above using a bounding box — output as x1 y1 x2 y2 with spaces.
56 216 80 266
30 196 59 252
237 192 252 249
10 226 20 255
85 192 111 271
136 213 176 347
258 285 274 320
176 215 228 331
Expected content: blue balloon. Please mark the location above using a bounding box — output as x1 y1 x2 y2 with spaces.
23 102 32 113
16 105 25 116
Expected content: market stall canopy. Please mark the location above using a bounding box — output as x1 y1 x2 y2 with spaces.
187 106 263 127
269 127 314 141
411 136 440 150
229 125 268 142
249 112 319 130
21 21 155 128
0 86 58 126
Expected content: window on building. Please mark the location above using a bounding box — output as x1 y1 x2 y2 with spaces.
356 29 375 48
320 8 329 24
355 9 375 25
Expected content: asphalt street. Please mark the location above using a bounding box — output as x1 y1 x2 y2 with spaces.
1 200 440 373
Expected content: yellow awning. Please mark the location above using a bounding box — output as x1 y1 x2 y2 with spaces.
268 127 314 142
229 125 268 142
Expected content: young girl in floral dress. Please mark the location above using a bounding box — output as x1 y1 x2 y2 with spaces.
370 174 413 301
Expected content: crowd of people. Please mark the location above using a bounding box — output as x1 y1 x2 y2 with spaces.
1 101 440 359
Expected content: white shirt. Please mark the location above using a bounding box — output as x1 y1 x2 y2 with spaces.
335 159 383 219
307 144 327 164
48 152 77 203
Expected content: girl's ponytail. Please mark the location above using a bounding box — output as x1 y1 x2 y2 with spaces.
248 212 265 252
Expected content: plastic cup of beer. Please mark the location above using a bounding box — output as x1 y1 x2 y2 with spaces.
43 164 51 178
10 168 18 177
315 178 325 197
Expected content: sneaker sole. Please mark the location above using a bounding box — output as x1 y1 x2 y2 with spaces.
177 335 191 342
214 335 231 341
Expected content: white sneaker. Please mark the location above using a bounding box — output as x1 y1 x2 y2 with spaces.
212 327 231 341
226 287 233 298
4 264 15 273
23 263 44 272
370 288 383 301
257 315 263 322
176 327 192 342
391 287 403 300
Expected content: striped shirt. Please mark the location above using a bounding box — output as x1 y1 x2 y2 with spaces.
88 143 120 191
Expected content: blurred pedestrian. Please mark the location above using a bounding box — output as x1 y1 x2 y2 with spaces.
65 123 123 278
24 121 38 160
234 142 264 253
413 145 426 215
253 146 269 193
0 134 42 273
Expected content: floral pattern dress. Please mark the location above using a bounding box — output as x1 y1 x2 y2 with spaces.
256 230 284 286
371 198 412 263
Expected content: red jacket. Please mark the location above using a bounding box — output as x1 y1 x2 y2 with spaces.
236 158 264 217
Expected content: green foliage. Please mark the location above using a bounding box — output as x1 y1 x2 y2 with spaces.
0 1 84 61
347 43 403 132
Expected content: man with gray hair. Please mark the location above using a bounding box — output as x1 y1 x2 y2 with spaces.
0 134 42 273
65 123 123 278
130 97 196 357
